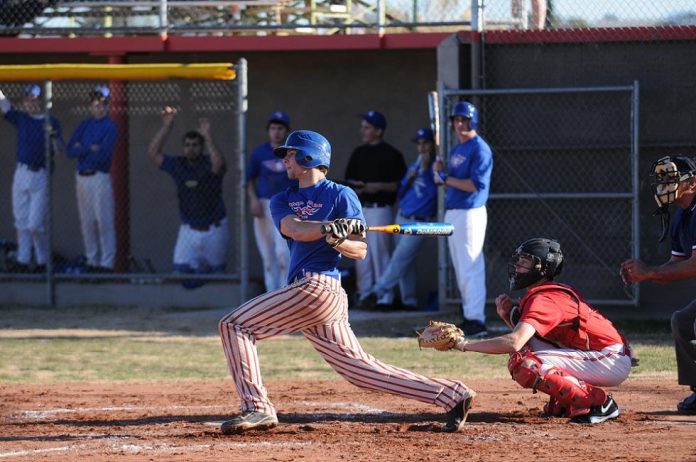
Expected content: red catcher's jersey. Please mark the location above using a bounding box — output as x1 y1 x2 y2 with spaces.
518 282 624 351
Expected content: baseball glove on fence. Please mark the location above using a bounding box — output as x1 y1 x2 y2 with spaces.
416 321 464 351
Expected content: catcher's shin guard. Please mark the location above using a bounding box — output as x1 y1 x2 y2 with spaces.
508 351 607 415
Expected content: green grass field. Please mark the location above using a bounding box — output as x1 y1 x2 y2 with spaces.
0 320 677 383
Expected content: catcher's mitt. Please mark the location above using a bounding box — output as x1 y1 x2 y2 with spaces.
416 321 464 351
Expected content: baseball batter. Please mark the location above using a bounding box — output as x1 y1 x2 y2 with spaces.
438 238 632 424
148 106 229 286
433 101 493 338
0 84 63 273
66 85 118 271
218 130 475 434
247 111 296 292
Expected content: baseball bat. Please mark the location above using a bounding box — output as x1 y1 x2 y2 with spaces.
427 90 441 149
321 223 454 236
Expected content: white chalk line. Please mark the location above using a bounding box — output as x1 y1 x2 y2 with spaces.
0 440 311 459
10 404 228 420
10 401 389 421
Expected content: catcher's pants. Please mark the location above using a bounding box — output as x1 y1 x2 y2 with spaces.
356 205 393 301
671 298 696 387
173 218 230 271
253 198 290 291
219 272 473 416
75 171 115 269
528 337 631 387
12 164 49 265
445 207 487 324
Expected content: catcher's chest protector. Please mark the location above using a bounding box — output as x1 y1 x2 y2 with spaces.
519 283 591 350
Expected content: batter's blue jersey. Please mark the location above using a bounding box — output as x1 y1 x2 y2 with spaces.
247 142 298 199
270 179 365 284
670 197 696 258
445 136 493 210
5 109 63 168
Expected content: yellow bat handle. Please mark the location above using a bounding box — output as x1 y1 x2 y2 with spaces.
366 225 401 234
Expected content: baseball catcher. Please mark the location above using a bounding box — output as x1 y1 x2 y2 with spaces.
421 238 634 424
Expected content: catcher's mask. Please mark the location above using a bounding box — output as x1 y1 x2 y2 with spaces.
508 238 563 290
651 155 696 242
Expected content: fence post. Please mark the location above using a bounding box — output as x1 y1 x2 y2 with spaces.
377 0 385 36
631 80 640 306
235 58 249 304
159 0 168 40
43 80 55 307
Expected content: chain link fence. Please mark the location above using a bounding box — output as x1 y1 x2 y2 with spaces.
437 84 639 307
0 1 691 36
0 62 248 304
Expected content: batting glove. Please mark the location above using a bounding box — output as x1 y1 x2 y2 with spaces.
334 218 366 237
323 222 350 247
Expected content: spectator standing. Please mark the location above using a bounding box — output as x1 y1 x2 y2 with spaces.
344 110 406 306
363 127 438 310
247 111 296 292
0 84 63 273
432 101 493 338
66 85 118 272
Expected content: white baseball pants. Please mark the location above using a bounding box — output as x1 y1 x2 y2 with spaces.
173 218 230 270
12 164 49 265
219 272 474 416
529 337 632 387
445 207 487 323
75 171 116 269
253 198 290 291
356 205 393 300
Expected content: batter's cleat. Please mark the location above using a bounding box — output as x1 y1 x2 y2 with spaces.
459 320 488 339
442 392 476 433
220 412 278 435
570 394 620 424
677 389 696 415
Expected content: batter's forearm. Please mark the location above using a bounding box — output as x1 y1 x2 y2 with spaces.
443 176 477 193
335 239 367 260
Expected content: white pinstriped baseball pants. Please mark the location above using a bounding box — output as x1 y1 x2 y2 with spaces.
219 272 473 416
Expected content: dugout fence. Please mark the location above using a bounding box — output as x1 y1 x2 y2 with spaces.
0 60 249 306
437 83 640 308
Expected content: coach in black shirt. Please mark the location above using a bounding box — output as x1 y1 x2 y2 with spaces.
345 110 406 307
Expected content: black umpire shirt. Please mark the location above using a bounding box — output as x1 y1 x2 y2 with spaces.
344 141 407 206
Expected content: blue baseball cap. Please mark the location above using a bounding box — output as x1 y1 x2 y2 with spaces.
24 84 41 98
360 110 387 130
267 111 290 128
412 127 435 142
91 85 110 100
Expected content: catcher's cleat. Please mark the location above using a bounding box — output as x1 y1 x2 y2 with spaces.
442 392 476 433
570 394 620 424
459 320 488 339
221 411 278 435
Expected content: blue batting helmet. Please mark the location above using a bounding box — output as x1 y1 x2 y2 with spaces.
274 130 331 169
450 101 478 129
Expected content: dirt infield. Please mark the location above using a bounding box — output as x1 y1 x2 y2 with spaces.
1 378 695 462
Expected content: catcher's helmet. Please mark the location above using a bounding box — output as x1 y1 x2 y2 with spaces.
508 238 563 290
652 155 696 207
450 101 478 129
274 130 331 169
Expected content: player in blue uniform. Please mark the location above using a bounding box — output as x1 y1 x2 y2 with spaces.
363 127 438 309
218 130 475 435
433 101 493 338
621 155 696 414
66 85 118 272
148 106 229 287
247 111 296 291
0 84 63 273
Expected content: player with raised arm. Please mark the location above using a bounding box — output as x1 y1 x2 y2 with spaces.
147 106 229 287
218 130 475 434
